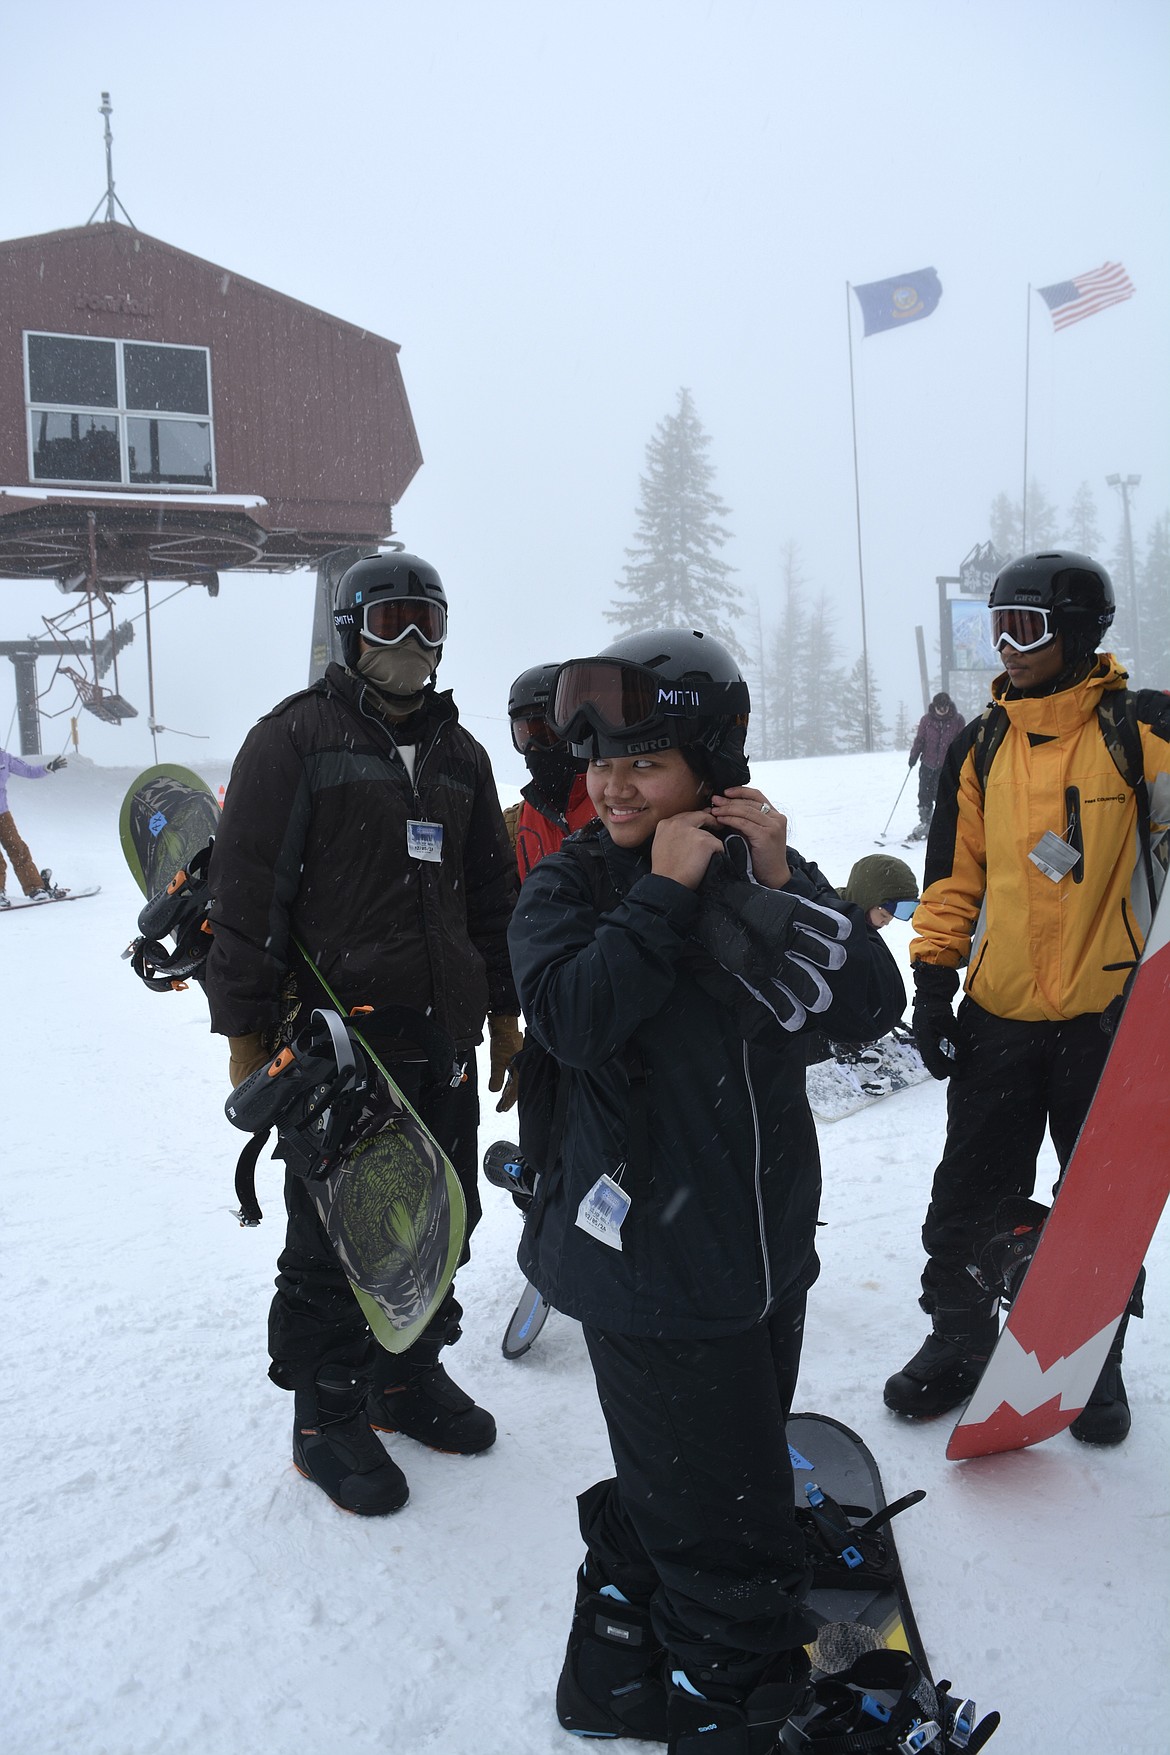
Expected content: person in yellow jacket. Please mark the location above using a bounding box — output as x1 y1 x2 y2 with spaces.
884 551 1170 1443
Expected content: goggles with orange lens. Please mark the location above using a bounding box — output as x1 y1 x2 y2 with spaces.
361 597 447 649
991 605 1053 653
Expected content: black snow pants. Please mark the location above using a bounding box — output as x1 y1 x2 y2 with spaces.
578 1290 815 1691
917 762 941 824
919 1000 1111 1327
267 1057 481 1391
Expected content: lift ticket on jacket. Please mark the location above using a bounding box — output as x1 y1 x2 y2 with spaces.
576 1173 630 1251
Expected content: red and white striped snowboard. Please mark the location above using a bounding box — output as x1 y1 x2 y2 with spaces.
948 884 1170 1459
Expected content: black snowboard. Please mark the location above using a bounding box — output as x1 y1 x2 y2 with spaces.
787 1412 928 1673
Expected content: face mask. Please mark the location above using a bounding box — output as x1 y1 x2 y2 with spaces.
356 640 439 703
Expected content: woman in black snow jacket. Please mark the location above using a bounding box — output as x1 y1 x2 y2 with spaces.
507 630 904 1753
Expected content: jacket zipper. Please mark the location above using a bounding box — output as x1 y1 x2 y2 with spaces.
742 1041 773 1316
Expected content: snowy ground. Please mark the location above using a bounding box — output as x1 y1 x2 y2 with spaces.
3 750 1167 1755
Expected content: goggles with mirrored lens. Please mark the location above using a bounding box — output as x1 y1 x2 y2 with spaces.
361 597 447 649
881 898 919 921
991 605 1053 653
550 656 743 747
510 712 561 754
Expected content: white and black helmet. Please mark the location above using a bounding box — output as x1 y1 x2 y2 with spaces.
333 552 448 670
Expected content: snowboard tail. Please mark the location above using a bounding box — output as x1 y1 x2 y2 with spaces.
805 1026 930 1122
948 888 1170 1459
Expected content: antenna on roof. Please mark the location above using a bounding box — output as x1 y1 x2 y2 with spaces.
85 92 137 228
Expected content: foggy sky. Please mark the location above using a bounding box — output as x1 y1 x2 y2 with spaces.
1 0 1167 790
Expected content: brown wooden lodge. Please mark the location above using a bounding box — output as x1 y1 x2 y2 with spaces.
0 221 422 591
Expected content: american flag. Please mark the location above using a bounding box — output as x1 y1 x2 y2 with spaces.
1036 262 1135 331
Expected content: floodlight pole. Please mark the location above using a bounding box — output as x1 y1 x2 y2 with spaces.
1106 473 1141 678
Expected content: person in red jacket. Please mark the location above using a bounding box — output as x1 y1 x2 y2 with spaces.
507 663 596 878
906 693 966 840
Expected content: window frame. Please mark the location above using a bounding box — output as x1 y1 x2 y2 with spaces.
23 329 217 492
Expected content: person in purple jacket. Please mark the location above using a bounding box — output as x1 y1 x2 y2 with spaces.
905 693 965 840
0 746 66 906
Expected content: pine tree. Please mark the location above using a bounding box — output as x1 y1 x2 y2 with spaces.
608 388 742 654
765 541 807 760
1064 481 1102 554
989 479 1059 556
839 655 888 752
793 593 843 756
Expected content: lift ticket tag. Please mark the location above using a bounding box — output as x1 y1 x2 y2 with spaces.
1028 830 1081 883
576 1173 630 1251
407 820 444 862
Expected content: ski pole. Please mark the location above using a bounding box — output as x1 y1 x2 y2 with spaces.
878 768 913 840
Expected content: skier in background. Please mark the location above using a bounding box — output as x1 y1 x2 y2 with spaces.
205 553 521 1515
0 745 67 906
510 629 904 1751
905 692 965 840
504 662 596 878
886 552 1170 1444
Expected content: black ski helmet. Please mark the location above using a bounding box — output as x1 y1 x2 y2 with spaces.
988 551 1115 663
333 552 448 670
551 628 751 789
507 662 558 722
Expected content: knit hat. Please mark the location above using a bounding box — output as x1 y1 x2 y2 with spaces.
840 854 919 915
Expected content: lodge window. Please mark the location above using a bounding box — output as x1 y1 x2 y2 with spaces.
24 332 215 489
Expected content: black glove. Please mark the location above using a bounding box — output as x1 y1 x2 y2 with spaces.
911 963 962 1080
693 851 853 1033
907 753 916 768
47 756 67 772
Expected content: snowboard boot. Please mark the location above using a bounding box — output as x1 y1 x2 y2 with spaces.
555 1562 669 1741
366 1312 496 1455
883 1308 998 1419
1070 1311 1133 1446
293 1366 409 1515
667 1652 811 1755
0 892 9 910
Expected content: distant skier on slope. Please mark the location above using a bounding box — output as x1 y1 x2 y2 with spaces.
905 692 965 840
886 552 1170 1443
508 629 906 1750
0 745 67 906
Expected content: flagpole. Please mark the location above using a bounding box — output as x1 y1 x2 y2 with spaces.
845 282 873 752
1021 284 1032 551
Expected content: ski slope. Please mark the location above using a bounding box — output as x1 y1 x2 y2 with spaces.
2 750 1166 1755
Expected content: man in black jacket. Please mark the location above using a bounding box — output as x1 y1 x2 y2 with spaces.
205 553 520 1515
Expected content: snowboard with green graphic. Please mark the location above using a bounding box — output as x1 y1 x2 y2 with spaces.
120 764 464 1353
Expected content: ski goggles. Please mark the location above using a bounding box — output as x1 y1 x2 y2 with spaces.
990 605 1054 653
359 596 447 649
510 712 561 754
549 657 745 745
880 898 919 921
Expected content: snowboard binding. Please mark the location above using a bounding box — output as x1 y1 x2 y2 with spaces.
225 1008 373 1183
125 839 214 990
798 1480 925 1589
972 1198 1050 1308
783 1646 999 1752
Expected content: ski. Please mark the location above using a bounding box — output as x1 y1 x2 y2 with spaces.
948 882 1170 1459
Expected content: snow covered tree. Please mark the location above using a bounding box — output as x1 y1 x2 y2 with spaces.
1137 512 1170 683
792 593 844 756
607 388 742 655
989 479 1059 557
